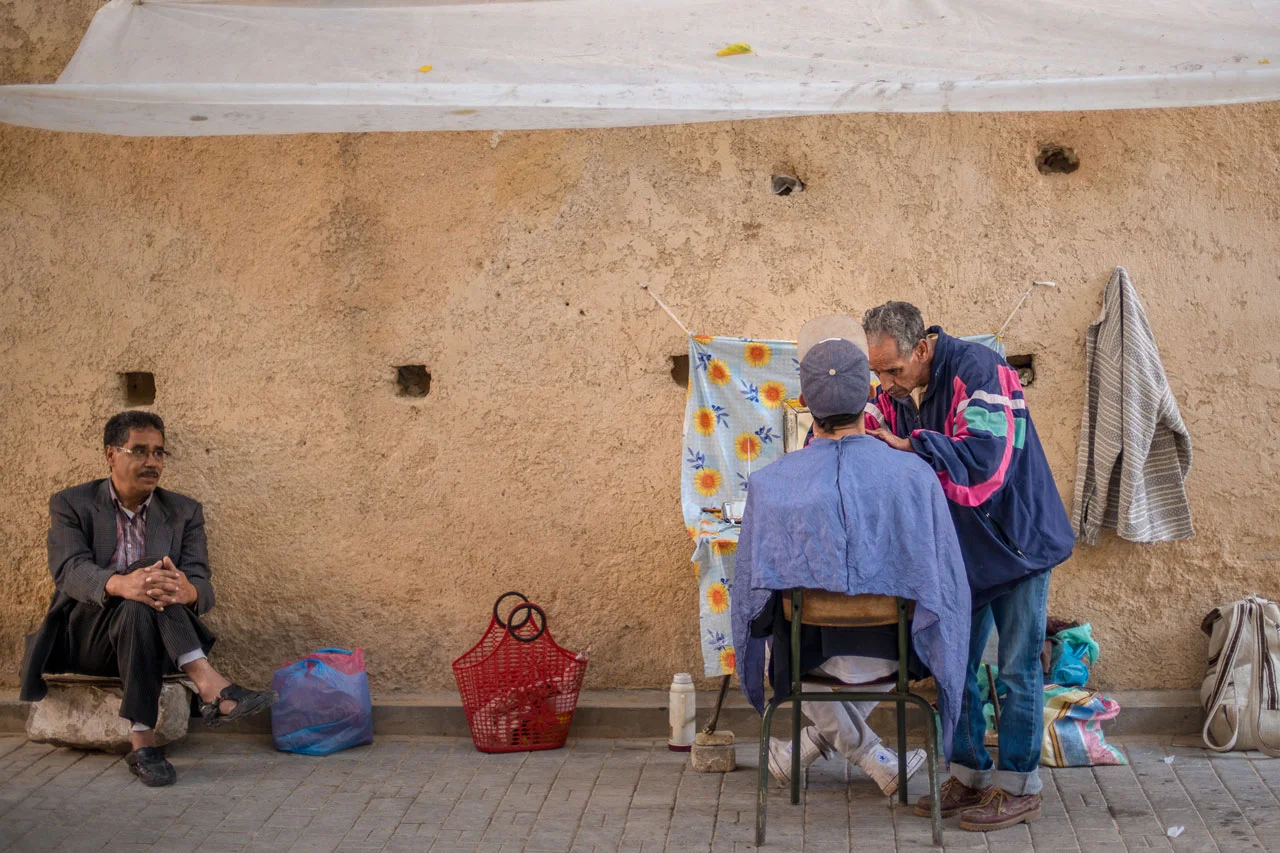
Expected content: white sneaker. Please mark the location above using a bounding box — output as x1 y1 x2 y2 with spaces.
767 726 834 785
857 746 927 796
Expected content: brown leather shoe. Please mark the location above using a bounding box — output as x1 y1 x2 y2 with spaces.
959 789 1042 831
913 777 987 818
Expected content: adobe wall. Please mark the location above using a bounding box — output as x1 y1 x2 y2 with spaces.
2 1 1278 693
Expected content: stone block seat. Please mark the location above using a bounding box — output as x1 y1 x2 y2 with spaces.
26 673 195 753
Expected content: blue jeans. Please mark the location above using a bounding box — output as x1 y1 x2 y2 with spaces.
949 570 1051 796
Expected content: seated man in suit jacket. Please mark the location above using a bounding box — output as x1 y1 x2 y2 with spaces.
21 410 274 787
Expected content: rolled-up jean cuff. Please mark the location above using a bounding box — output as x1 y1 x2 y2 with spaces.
949 763 993 790
995 769 1042 796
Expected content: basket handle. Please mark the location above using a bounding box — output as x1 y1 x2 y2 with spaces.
493 591 531 629
507 602 547 643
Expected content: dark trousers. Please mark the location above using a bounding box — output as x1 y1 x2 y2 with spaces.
62 599 214 728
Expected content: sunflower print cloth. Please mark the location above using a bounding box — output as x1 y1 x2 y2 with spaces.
682 336 798 677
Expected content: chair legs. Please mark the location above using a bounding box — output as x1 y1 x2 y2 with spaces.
925 705 944 847
755 691 945 847
897 697 909 804
754 693 804 847
756 699 780 847
901 692 945 847
790 692 802 805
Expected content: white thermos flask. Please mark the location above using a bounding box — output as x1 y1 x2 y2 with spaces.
668 673 696 751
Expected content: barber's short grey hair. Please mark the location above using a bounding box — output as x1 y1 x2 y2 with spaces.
862 302 926 356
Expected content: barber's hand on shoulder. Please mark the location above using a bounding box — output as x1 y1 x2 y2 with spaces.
105 556 197 610
868 427 912 452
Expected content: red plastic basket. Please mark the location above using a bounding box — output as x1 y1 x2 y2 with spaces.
452 592 588 753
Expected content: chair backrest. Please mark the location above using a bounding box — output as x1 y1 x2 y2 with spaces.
782 590 912 627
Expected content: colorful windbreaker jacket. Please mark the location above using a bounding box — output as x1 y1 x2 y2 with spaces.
865 328 1075 598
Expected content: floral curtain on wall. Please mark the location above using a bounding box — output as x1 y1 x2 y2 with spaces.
681 336 799 677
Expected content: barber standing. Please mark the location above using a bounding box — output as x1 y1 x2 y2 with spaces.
860 301 1074 833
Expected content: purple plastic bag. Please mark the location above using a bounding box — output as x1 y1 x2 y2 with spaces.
271 648 373 755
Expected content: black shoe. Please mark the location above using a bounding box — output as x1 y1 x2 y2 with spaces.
126 746 177 787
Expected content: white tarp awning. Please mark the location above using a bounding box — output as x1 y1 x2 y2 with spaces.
1 0 1278 137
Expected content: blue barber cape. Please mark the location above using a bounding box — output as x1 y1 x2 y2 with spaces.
730 434 971 757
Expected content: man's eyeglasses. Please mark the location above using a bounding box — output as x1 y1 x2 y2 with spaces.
112 446 170 462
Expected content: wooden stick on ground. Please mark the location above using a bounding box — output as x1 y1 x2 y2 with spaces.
702 675 732 734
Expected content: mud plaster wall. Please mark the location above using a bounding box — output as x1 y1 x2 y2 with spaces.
2 1 1279 695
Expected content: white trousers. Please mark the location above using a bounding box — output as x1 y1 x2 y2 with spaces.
801 678 894 764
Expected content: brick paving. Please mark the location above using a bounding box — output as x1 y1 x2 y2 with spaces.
1 734 1278 852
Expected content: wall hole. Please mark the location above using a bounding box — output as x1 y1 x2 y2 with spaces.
1007 354 1036 387
1036 145 1079 175
770 173 804 195
670 354 690 389
395 365 431 397
120 372 156 406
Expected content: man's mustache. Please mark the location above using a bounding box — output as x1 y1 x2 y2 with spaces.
140 469 160 477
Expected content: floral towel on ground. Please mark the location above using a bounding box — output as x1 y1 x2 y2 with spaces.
1040 686 1127 767
682 336 799 677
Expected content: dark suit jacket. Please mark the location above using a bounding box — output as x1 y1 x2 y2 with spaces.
19 479 215 702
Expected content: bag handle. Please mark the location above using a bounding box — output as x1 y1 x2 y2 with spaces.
1203 599 1253 752
300 648 354 675
493 591 531 629
507 602 547 643
284 648 353 668
1248 598 1280 758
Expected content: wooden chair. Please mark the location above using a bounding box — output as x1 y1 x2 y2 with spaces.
755 589 944 846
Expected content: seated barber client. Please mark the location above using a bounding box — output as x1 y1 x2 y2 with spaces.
731 315 970 796
20 411 275 787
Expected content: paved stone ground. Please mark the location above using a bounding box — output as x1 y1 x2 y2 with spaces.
0 734 1278 852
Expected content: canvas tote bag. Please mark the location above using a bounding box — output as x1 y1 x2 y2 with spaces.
1201 595 1280 755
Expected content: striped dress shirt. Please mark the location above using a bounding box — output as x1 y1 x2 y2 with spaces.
108 481 152 571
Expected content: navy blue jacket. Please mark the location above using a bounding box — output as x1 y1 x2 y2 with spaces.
867 328 1074 601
